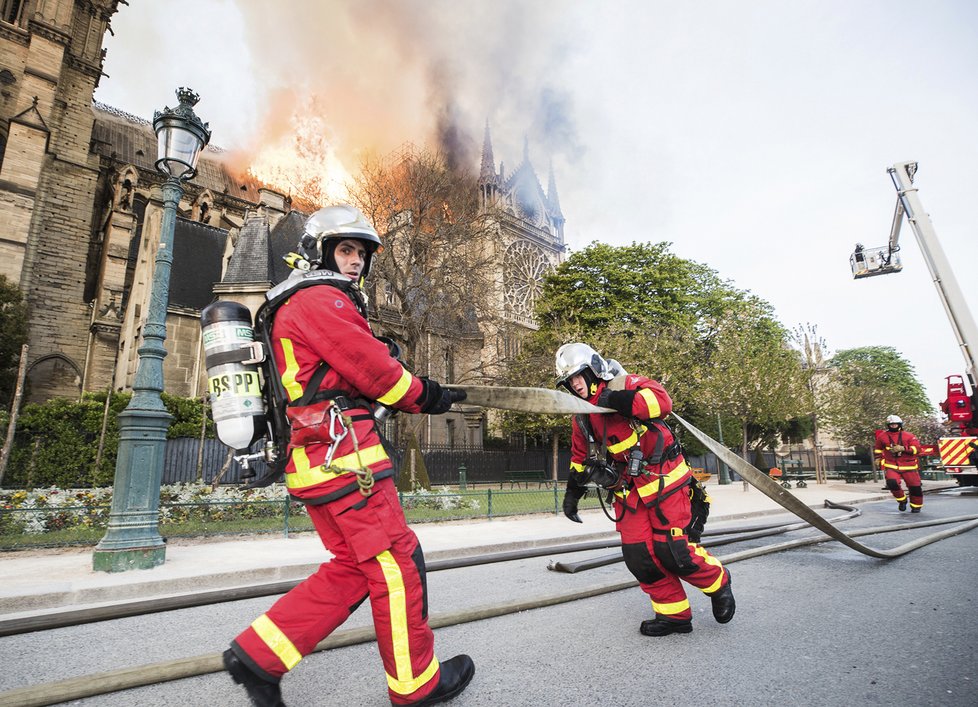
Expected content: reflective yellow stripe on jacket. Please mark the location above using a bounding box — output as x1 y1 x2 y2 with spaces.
286 443 391 491
607 425 648 455
635 461 690 503
637 389 661 419
279 338 303 402
377 367 413 406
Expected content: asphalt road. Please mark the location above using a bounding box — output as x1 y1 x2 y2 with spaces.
3 492 977 706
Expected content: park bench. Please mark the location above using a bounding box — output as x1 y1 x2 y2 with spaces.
502 470 552 489
834 460 875 484
779 472 816 489
837 469 873 483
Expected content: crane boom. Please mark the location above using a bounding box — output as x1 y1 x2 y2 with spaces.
887 161 978 385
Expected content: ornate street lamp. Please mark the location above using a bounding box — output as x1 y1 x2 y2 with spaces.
93 88 210 572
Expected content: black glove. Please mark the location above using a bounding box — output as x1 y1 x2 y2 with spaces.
596 388 636 416
416 378 466 414
562 476 588 523
562 492 582 523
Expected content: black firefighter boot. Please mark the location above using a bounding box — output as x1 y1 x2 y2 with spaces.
395 654 475 707
223 649 285 707
709 570 736 624
640 616 693 636
898 498 908 512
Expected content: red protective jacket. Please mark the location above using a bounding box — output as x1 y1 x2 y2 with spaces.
270 282 426 501
569 374 690 508
874 429 922 472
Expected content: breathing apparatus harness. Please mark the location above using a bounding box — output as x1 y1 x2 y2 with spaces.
225 269 397 495
576 412 685 523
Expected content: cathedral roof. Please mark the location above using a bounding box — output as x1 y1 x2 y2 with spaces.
169 219 228 309
90 102 265 204
223 213 274 285
268 210 309 285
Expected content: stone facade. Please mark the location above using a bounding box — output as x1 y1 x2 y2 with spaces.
0 0 124 400
0 1 568 451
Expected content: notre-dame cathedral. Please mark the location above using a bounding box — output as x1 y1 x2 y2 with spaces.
0 0 566 446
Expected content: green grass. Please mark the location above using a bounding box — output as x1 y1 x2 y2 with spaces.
0 488 601 549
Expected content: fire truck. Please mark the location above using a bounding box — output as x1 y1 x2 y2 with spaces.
936 375 978 486
853 162 978 486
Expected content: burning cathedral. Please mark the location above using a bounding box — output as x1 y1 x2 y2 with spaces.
0 0 565 446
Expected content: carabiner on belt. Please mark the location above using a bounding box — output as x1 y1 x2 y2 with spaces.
323 404 349 469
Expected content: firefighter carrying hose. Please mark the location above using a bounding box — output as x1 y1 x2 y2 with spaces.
874 414 924 513
223 205 474 707
556 343 735 637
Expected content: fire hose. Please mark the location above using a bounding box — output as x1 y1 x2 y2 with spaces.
4 507 977 707
549 501 863 573
671 412 978 558
2 411 977 706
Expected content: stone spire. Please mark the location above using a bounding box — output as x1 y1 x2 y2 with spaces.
547 160 563 218
479 120 497 183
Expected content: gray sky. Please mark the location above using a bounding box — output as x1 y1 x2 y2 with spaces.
96 0 978 411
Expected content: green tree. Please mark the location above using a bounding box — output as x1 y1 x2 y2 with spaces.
792 323 831 481
698 298 808 483
820 346 932 449
536 241 743 334
0 275 29 409
501 241 792 459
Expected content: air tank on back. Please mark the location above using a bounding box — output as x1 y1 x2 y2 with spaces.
200 301 265 453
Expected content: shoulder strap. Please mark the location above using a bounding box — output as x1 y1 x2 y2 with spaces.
574 414 595 442
295 363 331 407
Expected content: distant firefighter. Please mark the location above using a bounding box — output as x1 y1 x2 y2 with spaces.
874 415 923 512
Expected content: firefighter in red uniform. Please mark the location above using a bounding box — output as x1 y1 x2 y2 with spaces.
223 205 474 707
556 343 735 636
874 414 924 513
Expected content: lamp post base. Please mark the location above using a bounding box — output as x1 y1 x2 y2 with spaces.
92 544 166 572
92 407 171 572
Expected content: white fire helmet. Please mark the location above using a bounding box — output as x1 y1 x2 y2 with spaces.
299 205 382 277
555 343 616 388
886 414 903 426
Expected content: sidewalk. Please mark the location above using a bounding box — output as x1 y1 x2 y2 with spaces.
0 479 905 617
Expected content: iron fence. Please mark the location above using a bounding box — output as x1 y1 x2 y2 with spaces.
159 439 571 486
0 485 605 550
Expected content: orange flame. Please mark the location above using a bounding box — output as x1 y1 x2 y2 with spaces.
246 94 352 207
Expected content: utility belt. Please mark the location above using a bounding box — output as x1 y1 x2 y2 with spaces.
637 441 683 471
286 391 375 448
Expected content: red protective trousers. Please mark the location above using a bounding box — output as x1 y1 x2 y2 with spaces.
884 468 924 509
615 486 726 621
231 479 441 704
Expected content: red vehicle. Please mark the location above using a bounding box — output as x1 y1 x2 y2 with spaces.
938 375 978 486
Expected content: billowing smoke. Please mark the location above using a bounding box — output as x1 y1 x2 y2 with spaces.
230 0 583 186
